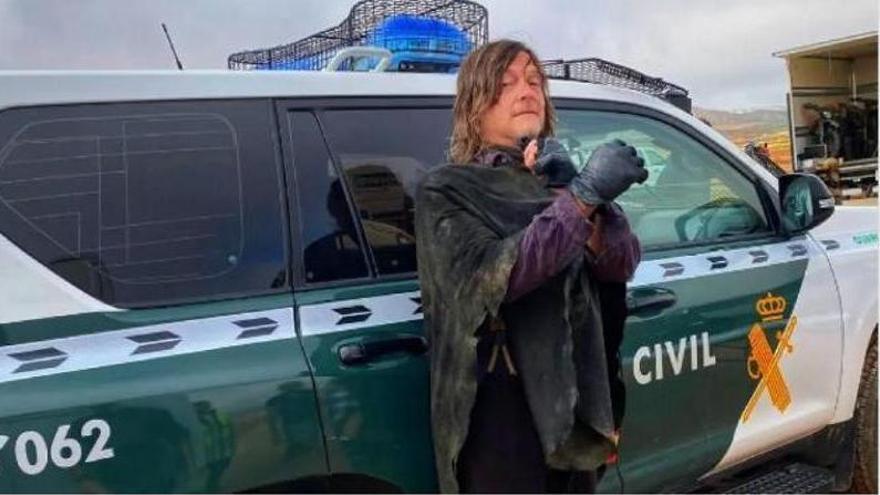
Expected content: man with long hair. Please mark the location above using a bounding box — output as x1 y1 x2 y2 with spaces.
415 39 646 493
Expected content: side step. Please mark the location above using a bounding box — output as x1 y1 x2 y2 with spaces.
725 463 834 494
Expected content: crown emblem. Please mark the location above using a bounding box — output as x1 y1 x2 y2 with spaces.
756 292 786 321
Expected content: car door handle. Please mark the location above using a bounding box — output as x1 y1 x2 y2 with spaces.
627 287 677 316
338 336 429 366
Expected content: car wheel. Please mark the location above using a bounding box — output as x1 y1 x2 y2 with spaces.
851 331 877 493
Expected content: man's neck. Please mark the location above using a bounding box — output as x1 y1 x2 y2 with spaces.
474 144 524 168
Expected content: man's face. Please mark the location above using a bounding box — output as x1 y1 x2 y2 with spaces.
479 51 546 148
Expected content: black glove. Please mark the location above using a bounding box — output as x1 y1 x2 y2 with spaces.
533 138 578 187
568 139 648 205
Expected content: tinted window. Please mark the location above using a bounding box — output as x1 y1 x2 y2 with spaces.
320 108 451 276
557 110 771 248
290 111 370 283
0 100 287 307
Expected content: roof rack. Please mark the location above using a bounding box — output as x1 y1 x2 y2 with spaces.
324 46 393 72
542 58 692 113
227 0 487 71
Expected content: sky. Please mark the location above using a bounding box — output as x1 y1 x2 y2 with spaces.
0 0 876 110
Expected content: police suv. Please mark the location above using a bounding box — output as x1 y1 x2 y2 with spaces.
0 71 876 493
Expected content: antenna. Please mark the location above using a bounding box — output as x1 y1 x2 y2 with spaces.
161 23 184 70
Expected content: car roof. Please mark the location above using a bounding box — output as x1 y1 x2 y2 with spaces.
0 70 672 111
0 70 778 188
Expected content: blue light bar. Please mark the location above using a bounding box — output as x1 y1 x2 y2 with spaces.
367 14 472 56
259 14 472 72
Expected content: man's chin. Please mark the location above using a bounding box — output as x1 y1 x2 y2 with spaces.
515 127 543 142
513 117 543 139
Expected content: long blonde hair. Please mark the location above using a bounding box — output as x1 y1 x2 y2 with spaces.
449 39 556 164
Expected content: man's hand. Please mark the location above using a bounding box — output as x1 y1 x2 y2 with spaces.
523 138 539 172
522 137 580 187
568 139 648 205
534 138 578 187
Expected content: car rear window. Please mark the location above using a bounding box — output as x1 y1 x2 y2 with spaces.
0 100 287 307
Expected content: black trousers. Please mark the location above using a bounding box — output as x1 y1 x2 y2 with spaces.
456 363 597 494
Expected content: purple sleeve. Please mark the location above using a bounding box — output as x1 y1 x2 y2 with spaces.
589 203 642 283
505 192 593 302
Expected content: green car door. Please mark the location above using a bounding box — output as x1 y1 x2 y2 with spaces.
279 102 454 492
555 106 815 492
0 99 327 493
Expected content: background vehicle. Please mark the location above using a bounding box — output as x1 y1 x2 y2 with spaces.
774 31 878 202
0 71 876 493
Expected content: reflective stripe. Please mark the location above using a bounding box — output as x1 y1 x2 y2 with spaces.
631 238 814 287
295 236 866 335
0 308 294 384
298 291 422 337
3 235 863 360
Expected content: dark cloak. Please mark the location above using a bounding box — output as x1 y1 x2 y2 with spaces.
415 163 619 493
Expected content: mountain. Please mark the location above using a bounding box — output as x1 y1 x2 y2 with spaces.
692 107 792 171
693 107 788 133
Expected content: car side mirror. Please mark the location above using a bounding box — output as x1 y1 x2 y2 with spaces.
779 173 835 235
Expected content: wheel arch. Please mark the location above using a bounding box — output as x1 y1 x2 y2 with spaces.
833 316 879 423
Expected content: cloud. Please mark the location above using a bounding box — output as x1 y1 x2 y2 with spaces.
0 0 876 109
0 0 349 69
483 0 877 108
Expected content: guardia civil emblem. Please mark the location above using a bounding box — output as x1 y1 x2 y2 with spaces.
741 292 798 423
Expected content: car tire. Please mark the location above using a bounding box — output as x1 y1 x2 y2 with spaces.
851 331 877 493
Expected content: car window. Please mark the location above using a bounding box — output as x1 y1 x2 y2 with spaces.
320 108 451 276
290 111 371 284
0 100 287 307
556 109 772 249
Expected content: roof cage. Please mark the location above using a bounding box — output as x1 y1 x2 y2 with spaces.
227 0 488 72
542 58 692 113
